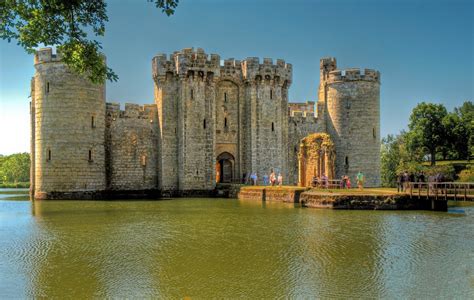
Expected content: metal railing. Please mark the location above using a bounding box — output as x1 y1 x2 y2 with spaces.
405 182 474 201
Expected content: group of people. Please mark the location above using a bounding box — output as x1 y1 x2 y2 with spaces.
247 170 283 186
397 171 426 192
311 171 365 190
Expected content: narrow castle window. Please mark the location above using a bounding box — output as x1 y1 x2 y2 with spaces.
373 127 376 139
91 116 95 128
190 89 194 100
141 155 147 167
271 122 275 132
46 82 50 93
345 156 349 166
270 89 273 99
203 119 207 129
47 149 51 162
224 117 228 128
224 92 227 102
88 150 93 162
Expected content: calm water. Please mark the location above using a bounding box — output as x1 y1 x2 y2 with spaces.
0 189 473 298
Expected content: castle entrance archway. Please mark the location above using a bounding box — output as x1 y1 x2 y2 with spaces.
216 152 235 183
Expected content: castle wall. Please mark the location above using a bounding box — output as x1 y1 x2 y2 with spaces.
324 68 381 186
105 103 159 191
32 48 106 199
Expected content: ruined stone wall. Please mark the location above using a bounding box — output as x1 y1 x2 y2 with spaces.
287 113 322 185
323 67 381 186
105 103 159 191
32 48 106 199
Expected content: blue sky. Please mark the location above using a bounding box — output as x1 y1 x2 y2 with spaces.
0 0 472 154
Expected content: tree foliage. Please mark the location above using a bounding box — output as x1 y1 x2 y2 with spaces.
0 153 30 184
381 101 473 185
1 0 179 84
407 102 447 165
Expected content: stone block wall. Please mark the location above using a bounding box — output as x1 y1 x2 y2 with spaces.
105 103 159 191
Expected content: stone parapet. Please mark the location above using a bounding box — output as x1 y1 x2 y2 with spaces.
327 68 380 84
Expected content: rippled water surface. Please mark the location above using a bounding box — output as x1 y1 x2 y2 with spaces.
0 189 473 298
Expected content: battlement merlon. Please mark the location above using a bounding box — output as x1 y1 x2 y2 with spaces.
241 57 292 85
106 102 158 120
326 68 381 84
34 48 63 64
152 47 221 80
288 112 318 123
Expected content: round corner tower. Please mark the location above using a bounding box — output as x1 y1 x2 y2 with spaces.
31 48 106 199
320 58 381 187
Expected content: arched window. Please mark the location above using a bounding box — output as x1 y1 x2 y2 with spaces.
271 122 275 132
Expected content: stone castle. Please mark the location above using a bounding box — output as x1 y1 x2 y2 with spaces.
30 47 380 200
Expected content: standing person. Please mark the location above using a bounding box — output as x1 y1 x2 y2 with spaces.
403 171 409 192
254 173 258 185
263 174 269 186
321 174 328 189
277 173 283 187
270 170 276 186
356 171 364 190
346 177 351 189
340 176 346 189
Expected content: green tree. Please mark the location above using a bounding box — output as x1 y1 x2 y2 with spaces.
1 0 179 84
455 101 474 160
407 102 447 166
0 153 30 184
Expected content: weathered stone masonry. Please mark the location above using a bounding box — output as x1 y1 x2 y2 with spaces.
30 47 381 200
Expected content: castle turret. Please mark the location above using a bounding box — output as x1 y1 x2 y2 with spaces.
31 48 106 199
153 48 220 194
241 57 292 181
320 58 381 186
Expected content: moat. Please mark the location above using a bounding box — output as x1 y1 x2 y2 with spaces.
0 189 472 298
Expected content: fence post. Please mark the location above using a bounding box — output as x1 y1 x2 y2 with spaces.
465 184 467 202
454 184 457 201
410 182 413 199
444 183 447 201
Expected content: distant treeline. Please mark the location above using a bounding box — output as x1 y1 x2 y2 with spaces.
0 153 30 187
381 101 473 186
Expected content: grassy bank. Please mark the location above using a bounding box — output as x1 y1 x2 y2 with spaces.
0 182 30 188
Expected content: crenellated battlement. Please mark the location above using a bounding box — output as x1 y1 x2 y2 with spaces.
152 47 221 79
220 58 243 81
241 57 292 85
152 48 292 85
106 102 157 120
289 112 318 123
326 68 380 84
34 47 62 64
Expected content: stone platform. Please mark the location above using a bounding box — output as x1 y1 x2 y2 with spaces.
238 187 448 211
